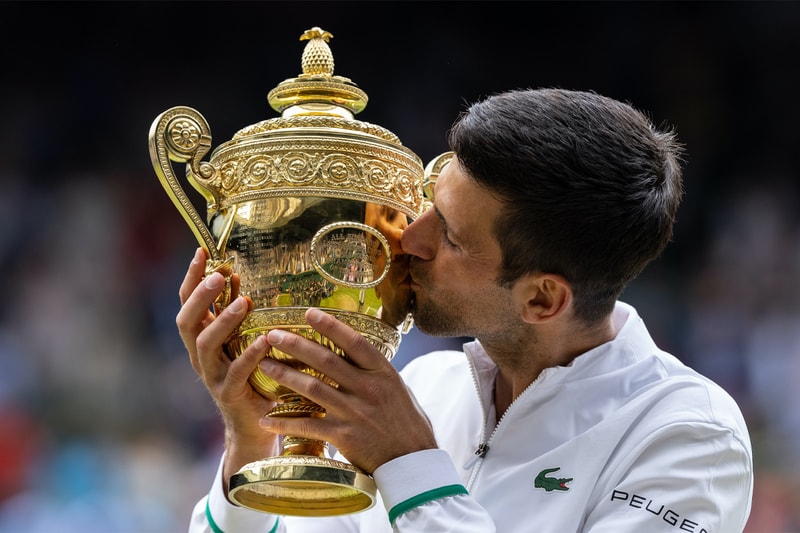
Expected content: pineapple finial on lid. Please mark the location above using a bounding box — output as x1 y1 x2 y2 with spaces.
267 26 367 116
300 27 335 77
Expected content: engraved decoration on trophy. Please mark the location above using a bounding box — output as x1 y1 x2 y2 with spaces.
148 27 444 516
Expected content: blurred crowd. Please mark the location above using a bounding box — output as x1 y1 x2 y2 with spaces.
1 2 799 531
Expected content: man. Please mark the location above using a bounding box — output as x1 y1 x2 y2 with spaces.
180 88 753 532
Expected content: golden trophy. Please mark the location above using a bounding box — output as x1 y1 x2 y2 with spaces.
148 27 435 516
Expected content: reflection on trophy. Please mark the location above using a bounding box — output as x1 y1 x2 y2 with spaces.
148 27 439 516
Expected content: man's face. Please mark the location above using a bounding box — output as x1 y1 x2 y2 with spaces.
401 157 515 340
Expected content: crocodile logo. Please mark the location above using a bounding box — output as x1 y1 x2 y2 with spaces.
534 467 573 492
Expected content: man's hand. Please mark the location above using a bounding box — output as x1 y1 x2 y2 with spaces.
176 248 280 488
258 307 438 474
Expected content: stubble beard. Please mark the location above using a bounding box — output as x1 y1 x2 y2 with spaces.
410 290 468 338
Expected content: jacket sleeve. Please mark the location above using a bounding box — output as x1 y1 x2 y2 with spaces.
374 448 496 532
583 420 753 532
188 453 281 533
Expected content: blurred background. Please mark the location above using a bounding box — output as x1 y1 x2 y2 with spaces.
1 1 798 531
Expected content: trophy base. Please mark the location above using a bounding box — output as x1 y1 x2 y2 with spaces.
228 455 377 516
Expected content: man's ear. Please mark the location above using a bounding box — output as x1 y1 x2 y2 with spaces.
512 273 572 325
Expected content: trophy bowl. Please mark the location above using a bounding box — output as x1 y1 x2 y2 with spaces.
148 27 432 516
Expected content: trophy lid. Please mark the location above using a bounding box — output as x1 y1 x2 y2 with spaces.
266 26 368 117
198 26 424 220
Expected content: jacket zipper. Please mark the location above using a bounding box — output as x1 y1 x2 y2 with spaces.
464 362 545 489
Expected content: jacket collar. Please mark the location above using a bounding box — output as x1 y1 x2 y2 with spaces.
462 301 660 402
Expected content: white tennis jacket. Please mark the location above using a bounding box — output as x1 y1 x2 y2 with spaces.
190 301 753 532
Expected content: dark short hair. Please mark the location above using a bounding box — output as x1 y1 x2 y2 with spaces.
448 88 684 324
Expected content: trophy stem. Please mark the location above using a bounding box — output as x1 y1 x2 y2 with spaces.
228 390 378 516
281 435 327 458
271 393 328 458
270 393 326 417
270 393 328 456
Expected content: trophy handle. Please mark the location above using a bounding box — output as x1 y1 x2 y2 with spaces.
148 106 224 262
423 151 454 205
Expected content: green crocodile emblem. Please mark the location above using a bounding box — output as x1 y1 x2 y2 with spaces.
534 467 573 492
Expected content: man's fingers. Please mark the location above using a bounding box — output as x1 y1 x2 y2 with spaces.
305 307 385 371
221 335 272 401
176 272 226 341
259 312 387 410
256 307 390 400
259 332 348 408
179 247 207 306
193 295 249 373
177 267 249 379
259 408 326 444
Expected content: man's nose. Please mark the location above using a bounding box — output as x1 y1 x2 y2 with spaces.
400 209 435 260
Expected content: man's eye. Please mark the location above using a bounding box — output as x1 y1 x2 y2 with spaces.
442 232 457 248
